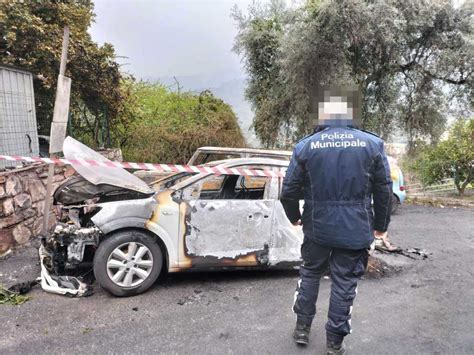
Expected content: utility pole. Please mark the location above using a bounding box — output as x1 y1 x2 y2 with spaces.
42 26 70 236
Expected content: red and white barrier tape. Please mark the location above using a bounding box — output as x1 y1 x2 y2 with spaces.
0 154 287 178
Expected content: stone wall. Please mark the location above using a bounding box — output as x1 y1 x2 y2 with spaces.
0 148 123 256
96 147 123 162
0 163 74 256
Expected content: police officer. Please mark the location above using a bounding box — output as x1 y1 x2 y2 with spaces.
281 87 392 354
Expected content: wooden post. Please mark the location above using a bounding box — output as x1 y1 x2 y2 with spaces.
42 26 69 236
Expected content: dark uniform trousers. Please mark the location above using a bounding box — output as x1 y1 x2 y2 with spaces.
293 237 369 343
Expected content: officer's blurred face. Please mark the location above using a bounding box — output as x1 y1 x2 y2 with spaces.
309 86 361 128
318 95 353 122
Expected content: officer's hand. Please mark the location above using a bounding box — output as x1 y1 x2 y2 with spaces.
374 230 387 239
292 219 302 226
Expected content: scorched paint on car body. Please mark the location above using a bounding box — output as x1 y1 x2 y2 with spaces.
41 138 302 296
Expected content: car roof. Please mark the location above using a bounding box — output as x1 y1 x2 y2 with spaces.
172 157 288 190
195 146 292 156
217 157 289 168
187 146 292 165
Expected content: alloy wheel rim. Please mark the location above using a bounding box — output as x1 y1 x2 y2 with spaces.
106 242 154 288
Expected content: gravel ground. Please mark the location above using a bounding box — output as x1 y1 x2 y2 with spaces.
0 204 473 354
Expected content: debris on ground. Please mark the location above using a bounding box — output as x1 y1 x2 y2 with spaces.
406 248 430 259
177 290 214 306
219 332 230 339
81 327 93 334
39 244 94 298
7 280 39 294
0 249 12 258
374 233 431 260
0 285 30 305
375 245 431 260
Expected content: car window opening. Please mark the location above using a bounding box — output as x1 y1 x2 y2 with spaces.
187 174 269 200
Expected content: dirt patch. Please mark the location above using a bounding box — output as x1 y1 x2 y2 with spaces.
406 196 474 209
365 255 402 279
365 247 431 279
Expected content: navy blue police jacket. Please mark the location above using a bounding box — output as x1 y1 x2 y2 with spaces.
281 125 393 250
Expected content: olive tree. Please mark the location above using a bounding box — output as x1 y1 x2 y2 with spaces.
233 0 473 148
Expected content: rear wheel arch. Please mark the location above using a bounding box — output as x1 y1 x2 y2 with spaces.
391 193 400 214
393 193 400 202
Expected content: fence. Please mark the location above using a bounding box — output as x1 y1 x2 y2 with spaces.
405 179 458 196
1 64 111 166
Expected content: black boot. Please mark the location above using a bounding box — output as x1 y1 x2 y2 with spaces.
293 322 311 345
326 340 345 354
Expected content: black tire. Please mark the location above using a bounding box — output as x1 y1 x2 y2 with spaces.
93 230 163 297
391 195 399 215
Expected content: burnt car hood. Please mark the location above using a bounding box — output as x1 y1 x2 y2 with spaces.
54 137 154 205
63 137 153 195
53 175 154 205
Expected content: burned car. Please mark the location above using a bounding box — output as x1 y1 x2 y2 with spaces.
41 137 302 297
189 146 404 214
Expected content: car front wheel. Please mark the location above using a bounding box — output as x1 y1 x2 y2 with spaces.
93 230 163 297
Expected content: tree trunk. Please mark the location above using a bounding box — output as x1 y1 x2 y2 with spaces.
458 178 472 199
454 179 462 198
457 170 473 198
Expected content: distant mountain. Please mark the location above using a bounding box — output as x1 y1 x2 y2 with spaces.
205 78 259 147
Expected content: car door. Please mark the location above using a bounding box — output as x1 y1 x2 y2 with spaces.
267 176 304 266
180 173 275 268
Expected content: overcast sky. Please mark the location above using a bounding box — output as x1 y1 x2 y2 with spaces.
89 0 256 81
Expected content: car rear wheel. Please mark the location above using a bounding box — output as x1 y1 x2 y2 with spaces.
93 230 163 297
391 194 399 215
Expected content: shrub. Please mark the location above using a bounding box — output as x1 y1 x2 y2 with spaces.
415 119 473 197
119 82 245 164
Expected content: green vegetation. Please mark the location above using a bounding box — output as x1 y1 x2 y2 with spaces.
0 1 245 160
233 0 472 148
0 285 29 305
119 82 245 164
414 119 474 197
0 0 124 146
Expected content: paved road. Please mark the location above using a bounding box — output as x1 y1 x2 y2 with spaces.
1 205 473 354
